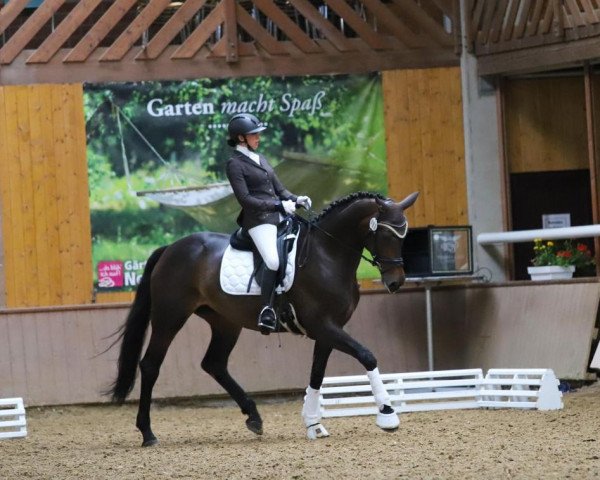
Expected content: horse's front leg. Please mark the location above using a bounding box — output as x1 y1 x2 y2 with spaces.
302 341 332 440
315 323 400 432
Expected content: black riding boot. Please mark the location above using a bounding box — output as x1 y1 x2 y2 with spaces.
258 268 278 334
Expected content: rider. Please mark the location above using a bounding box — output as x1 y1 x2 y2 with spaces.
225 113 311 333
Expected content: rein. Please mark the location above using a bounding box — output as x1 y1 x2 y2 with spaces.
296 212 406 270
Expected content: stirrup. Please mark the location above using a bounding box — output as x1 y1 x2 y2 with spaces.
258 306 277 331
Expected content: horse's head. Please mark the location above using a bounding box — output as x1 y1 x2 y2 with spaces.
365 192 419 293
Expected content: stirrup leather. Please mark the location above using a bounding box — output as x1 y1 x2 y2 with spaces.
257 306 277 331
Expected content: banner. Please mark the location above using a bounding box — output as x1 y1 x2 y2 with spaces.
84 74 387 292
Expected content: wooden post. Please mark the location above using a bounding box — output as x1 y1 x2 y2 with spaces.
584 62 600 276
496 77 514 280
224 0 239 63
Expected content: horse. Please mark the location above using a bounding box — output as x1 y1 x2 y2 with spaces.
107 191 419 446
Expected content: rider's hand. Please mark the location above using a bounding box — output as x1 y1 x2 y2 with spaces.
281 199 296 215
296 195 312 210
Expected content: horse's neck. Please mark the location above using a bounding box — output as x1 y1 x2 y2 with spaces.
318 199 379 244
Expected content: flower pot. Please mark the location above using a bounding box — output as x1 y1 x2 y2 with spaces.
527 265 575 281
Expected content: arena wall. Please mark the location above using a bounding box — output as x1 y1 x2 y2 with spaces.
1 281 597 407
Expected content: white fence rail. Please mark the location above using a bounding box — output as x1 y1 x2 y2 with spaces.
0 397 27 440
320 369 563 418
477 224 600 245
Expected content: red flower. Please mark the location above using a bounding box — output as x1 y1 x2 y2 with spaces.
557 251 572 258
577 244 588 252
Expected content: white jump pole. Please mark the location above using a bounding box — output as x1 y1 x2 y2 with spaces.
477 224 600 245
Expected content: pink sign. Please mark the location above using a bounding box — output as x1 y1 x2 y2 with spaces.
98 261 124 288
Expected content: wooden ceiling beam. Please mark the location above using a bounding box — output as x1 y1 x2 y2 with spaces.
26 0 103 64
390 0 453 46
489 0 508 43
251 0 321 54
171 2 224 59
0 44 459 85
324 0 389 50
289 0 356 52
100 0 172 62
136 0 208 60
235 4 287 56
223 0 238 62
63 0 138 63
361 0 426 48
0 0 66 65
0 0 30 36
525 0 545 37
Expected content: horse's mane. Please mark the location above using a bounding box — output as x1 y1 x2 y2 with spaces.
313 191 387 222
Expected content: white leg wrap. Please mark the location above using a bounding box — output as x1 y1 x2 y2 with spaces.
367 368 400 430
367 368 391 408
301 386 322 427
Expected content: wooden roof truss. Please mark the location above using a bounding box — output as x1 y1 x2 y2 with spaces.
468 0 600 75
0 0 460 85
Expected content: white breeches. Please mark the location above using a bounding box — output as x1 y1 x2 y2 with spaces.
248 223 279 271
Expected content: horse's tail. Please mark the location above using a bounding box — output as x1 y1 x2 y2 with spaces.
106 245 168 404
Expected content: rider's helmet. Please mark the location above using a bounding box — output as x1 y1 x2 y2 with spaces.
227 114 266 146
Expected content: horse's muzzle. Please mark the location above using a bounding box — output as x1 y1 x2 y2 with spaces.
383 272 405 293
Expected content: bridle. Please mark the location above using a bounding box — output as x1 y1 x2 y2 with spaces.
366 219 408 271
297 213 408 273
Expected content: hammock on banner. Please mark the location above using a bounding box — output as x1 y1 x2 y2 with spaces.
136 183 233 208
112 100 229 208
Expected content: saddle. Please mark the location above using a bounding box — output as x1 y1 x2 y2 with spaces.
229 217 299 291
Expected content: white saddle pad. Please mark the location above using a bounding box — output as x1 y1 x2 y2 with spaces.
219 236 298 295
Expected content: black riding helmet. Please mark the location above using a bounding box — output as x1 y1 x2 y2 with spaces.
227 113 267 146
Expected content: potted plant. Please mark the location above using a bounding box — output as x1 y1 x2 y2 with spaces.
528 239 595 281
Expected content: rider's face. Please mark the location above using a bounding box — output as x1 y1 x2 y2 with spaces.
242 133 260 150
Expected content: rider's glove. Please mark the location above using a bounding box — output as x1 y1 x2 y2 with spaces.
296 195 312 210
281 199 296 215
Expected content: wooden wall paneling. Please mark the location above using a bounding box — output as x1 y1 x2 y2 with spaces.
505 77 588 173
0 87 9 307
51 87 73 305
382 68 467 227
16 86 39 306
39 84 62 306
27 85 51 306
95 291 135 304
63 84 93 304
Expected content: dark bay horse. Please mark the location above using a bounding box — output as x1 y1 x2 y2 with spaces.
108 191 419 446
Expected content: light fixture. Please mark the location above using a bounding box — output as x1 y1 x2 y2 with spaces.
169 1 184 7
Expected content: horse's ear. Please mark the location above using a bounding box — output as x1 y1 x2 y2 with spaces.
398 191 419 210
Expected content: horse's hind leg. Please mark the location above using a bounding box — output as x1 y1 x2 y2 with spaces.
201 319 263 435
137 316 187 447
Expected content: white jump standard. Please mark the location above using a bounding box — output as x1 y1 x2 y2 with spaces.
318 368 563 421
0 397 27 440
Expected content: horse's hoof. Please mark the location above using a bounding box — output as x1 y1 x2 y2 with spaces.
246 417 263 435
141 437 159 447
306 423 330 440
376 406 400 431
